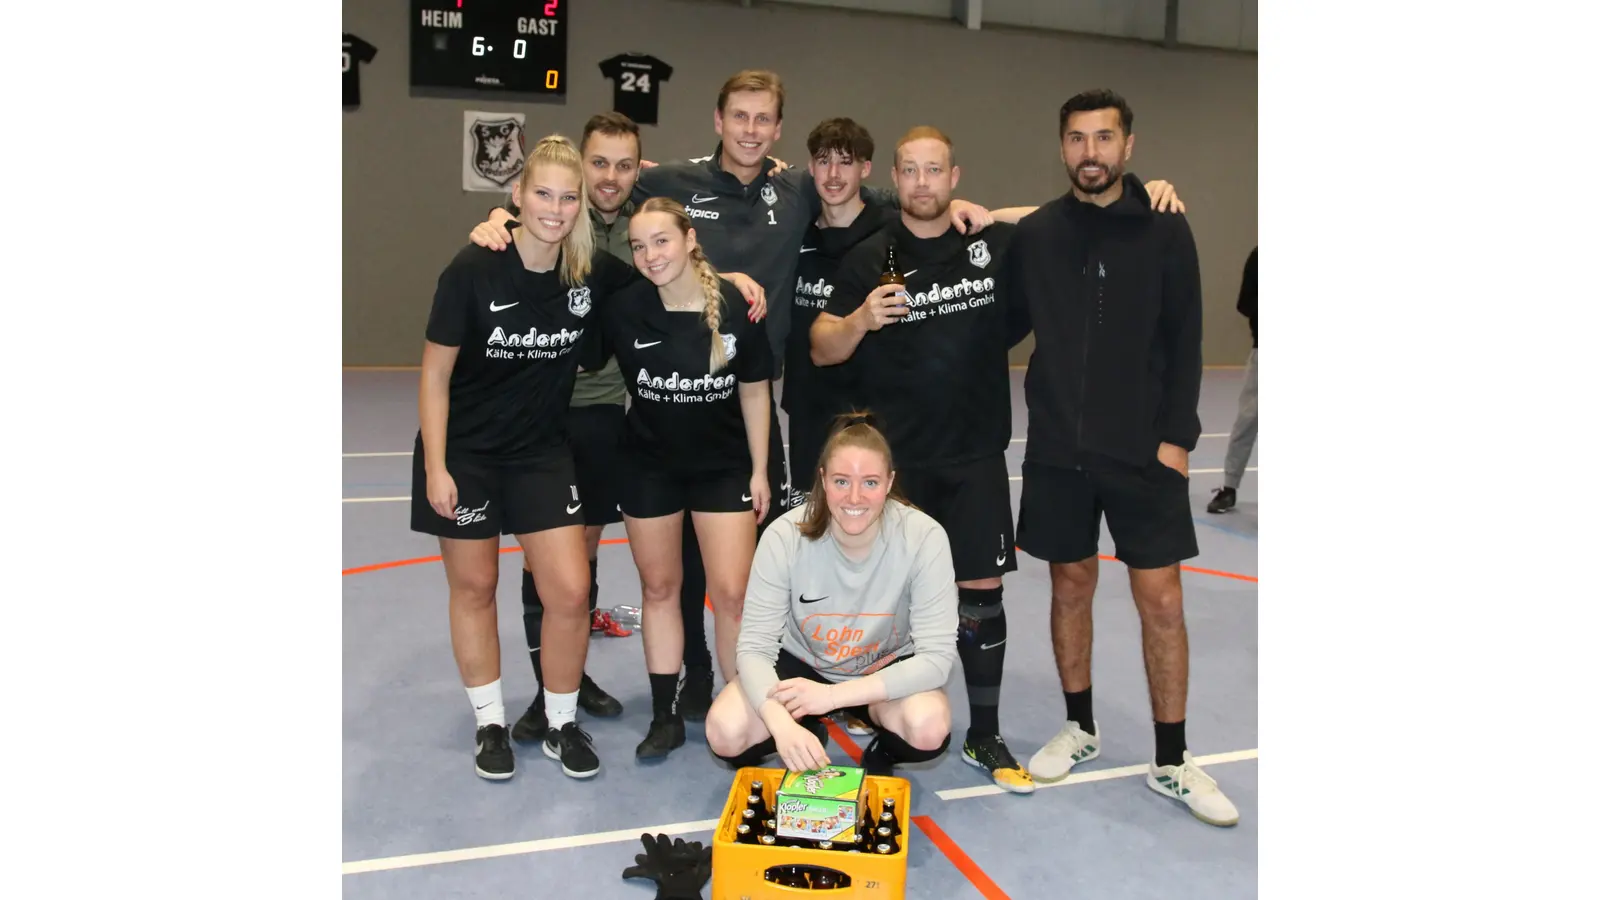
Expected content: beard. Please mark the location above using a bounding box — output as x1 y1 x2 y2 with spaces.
902 193 950 222
1068 159 1123 195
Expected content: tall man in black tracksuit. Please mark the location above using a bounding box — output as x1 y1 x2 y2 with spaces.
1006 90 1239 827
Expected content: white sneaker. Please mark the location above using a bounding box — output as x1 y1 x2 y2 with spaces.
1146 752 1239 826
1028 720 1101 782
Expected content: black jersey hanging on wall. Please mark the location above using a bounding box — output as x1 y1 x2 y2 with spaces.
598 53 672 125
343 33 378 107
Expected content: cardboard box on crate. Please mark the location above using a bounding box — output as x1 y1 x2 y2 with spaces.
711 766 911 899
774 765 865 844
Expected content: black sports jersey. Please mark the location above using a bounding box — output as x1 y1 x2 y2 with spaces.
601 278 773 474
783 204 896 415
598 53 672 125
424 241 636 462
342 33 377 107
634 145 897 378
830 220 1017 468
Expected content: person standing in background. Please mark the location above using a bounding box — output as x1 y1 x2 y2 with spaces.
1208 246 1257 514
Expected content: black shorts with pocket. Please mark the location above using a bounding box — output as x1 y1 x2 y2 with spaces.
409 436 586 539
567 403 625 527
895 454 1018 582
1015 459 1199 570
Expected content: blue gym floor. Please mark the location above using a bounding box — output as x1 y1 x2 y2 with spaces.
342 368 1259 899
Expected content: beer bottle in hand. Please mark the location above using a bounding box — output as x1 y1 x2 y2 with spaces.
879 243 904 287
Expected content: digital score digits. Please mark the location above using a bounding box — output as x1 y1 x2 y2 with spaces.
410 1 568 95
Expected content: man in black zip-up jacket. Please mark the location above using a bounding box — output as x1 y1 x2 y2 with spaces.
1004 90 1238 828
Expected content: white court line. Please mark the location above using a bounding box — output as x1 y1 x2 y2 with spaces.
934 747 1258 801
341 435 1232 458
341 747 1259 874
341 816 721 875
343 468 1259 500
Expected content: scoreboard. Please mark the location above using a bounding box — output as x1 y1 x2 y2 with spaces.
410 1 568 95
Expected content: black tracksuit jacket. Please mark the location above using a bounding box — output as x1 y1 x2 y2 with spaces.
1003 174 1204 470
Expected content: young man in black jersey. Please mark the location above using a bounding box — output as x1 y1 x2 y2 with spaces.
1006 90 1238 826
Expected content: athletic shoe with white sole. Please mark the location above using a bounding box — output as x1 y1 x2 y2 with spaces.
1027 720 1101 783
961 732 1035 794
1146 752 1239 826
475 724 514 780
543 722 600 779
836 711 875 736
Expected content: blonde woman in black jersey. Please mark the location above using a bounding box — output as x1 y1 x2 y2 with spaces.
598 197 782 759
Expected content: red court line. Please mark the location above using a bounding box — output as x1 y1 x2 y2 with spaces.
824 719 863 764
912 815 1011 900
343 542 1257 584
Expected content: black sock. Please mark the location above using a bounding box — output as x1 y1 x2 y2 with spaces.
1064 687 1095 735
874 727 950 764
956 586 1006 738
521 569 544 690
1154 720 1186 768
680 523 713 670
648 673 679 719
588 558 599 613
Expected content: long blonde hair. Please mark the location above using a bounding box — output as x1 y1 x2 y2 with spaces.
513 134 595 288
635 197 729 372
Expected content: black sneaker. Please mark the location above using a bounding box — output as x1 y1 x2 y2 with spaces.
511 693 547 744
677 665 714 722
635 714 687 759
860 736 894 778
579 673 624 718
543 721 601 779
475 724 514 780
1206 487 1237 514
961 731 1035 794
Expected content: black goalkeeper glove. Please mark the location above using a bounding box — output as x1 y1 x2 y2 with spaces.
621 832 713 900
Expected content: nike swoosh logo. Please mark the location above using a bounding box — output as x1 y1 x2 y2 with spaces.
691 194 716 204
741 493 753 502
980 639 1007 650
901 269 919 278
798 595 827 604
489 301 519 311
799 247 817 253
634 339 662 349
475 703 490 710
995 552 1008 565
566 503 582 514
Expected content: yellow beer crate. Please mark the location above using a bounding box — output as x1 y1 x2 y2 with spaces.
710 766 910 899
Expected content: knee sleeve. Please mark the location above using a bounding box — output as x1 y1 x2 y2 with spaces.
874 729 950 764
957 586 1005 646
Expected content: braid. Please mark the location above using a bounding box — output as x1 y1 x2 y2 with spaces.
692 247 729 372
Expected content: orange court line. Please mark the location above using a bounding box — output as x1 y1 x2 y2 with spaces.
343 542 1257 584
912 816 1012 900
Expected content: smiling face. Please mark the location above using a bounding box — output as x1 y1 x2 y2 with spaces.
582 130 639 215
714 89 782 171
822 444 893 538
627 209 697 286
808 148 870 209
1060 107 1135 195
514 161 583 244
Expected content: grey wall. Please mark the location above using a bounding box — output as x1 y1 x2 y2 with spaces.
343 0 1256 366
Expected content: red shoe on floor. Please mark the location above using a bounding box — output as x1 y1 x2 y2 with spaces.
590 610 633 637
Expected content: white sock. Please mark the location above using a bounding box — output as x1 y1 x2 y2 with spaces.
545 688 579 731
465 679 505 729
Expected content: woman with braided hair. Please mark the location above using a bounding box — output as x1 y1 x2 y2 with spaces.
596 196 779 759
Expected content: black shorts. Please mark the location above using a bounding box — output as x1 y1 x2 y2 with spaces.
775 649 915 728
1015 460 1199 570
895 454 1017 582
619 457 758 518
567 404 624 527
409 439 585 540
